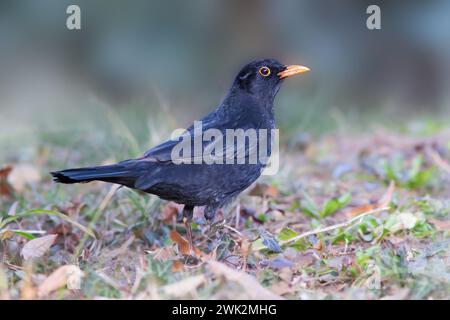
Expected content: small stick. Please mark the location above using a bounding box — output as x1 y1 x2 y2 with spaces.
429 148 450 174
235 203 241 229
223 224 244 238
254 206 389 251
280 207 389 246
98 184 120 212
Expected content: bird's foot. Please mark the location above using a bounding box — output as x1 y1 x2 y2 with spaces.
183 217 194 255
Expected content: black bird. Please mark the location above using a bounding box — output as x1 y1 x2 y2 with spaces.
51 59 309 248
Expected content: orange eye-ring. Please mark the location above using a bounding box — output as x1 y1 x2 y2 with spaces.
259 66 271 77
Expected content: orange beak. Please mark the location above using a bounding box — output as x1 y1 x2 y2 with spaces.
278 65 310 79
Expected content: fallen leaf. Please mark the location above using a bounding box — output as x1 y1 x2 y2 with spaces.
170 230 190 255
397 212 418 230
7 164 41 193
169 230 203 257
21 234 57 260
0 230 13 240
171 260 185 272
207 260 283 300
48 223 72 236
161 202 182 224
260 257 294 269
345 204 376 218
387 212 418 233
0 165 13 196
259 229 281 253
346 181 395 217
249 183 279 198
38 265 84 297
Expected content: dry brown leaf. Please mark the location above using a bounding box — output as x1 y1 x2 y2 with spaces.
0 230 14 241
249 183 279 198
171 260 185 272
162 274 206 297
0 165 13 196
21 234 57 260
345 204 377 218
7 163 41 193
170 230 190 255
169 230 203 257
38 265 84 298
207 260 284 300
346 181 395 217
161 202 182 224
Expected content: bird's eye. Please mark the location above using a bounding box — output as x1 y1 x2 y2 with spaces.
258 66 271 77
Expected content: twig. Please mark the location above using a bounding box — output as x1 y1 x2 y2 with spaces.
281 206 389 245
235 203 241 229
255 206 389 251
223 224 244 238
429 148 450 174
98 184 120 212
102 235 135 259
72 184 119 262
131 266 144 295
95 271 127 293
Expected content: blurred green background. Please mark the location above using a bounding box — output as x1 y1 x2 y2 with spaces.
1 0 450 163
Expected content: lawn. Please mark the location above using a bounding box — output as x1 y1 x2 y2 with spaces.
1 108 450 300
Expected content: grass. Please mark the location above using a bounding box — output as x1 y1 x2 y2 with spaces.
0 106 450 300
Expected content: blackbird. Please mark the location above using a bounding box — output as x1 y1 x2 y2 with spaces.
51 59 309 246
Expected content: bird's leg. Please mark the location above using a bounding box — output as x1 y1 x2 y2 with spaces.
203 206 218 236
204 206 216 221
182 205 194 253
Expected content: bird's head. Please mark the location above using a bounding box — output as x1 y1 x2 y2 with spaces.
232 58 310 101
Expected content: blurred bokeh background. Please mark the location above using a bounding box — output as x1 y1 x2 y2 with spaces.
1 0 450 163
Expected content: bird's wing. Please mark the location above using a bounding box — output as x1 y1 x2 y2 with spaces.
142 109 222 162
143 138 178 162
143 130 263 164
142 110 263 164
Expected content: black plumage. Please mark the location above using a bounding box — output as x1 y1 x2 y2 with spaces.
51 59 309 225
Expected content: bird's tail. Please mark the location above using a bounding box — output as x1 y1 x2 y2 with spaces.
51 159 142 188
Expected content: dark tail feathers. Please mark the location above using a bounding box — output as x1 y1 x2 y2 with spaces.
51 160 140 187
